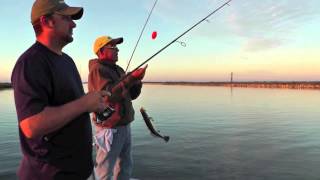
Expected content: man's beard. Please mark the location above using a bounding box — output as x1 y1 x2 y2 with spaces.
63 34 73 44
53 20 73 44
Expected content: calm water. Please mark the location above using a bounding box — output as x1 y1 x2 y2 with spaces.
0 85 320 180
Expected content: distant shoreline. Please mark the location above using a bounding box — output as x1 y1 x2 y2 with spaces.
2 81 320 90
0 83 12 90
143 81 320 90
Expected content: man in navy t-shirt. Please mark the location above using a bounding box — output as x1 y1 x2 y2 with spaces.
11 0 108 179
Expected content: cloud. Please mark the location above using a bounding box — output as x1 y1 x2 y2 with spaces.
145 0 319 48
243 38 283 52
226 0 319 51
228 0 319 36
144 0 227 25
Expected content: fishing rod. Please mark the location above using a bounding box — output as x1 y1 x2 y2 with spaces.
176 40 186 47
122 0 232 85
97 0 232 122
125 0 158 73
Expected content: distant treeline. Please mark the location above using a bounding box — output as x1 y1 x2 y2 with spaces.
144 81 320 90
2 82 320 90
0 83 12 90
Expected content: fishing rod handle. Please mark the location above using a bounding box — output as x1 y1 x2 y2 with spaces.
94 76 136 124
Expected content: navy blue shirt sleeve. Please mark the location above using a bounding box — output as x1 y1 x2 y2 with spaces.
12 52 52 122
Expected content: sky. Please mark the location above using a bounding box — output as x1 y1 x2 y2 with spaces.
0 0 319 82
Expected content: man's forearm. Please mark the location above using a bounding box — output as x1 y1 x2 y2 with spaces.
20 96 88 139
109 76 138 101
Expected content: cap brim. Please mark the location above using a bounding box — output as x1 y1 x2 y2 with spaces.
56 7 83 20
108 37 124 45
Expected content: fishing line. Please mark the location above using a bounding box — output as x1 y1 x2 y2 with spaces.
125 0 158 73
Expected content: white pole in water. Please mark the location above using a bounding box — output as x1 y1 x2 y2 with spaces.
231 72 233 83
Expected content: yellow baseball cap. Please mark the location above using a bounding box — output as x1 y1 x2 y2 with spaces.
31 0 83 25
93 36 123 54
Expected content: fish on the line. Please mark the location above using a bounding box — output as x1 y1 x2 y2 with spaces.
140 107 170 142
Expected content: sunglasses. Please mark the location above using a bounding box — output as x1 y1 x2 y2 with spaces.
103 46 118 50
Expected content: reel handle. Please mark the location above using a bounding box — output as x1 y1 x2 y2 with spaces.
96 106 115 124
